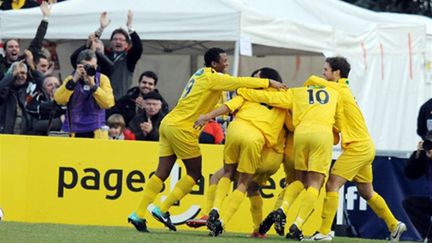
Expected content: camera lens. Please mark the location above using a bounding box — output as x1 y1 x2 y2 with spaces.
424 140 432 151
83 64 96 76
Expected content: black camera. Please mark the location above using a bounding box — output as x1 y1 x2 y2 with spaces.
83 64 96 76
424 139 432 151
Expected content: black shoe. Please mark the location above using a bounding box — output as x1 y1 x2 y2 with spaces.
259 211 276 235
128 212 149 233
274 208 286 236
151 206 177 231
207 209 223 237
208 218 223 237
286 224 304 241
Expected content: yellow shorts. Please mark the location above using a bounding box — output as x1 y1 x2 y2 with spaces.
253 147 283 185
331 140 375 183
294 127 333 175
159 123 201 159
283 131 295 184
224 120 265 174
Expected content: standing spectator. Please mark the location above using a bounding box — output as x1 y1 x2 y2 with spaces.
35 54 54 76
0 1 51 80
105 10 143 99
106 113 135 140
25 74 64 135
108 70 168 126
70 12 114 77
403 131 432 242
0 50 43 134
128 91 165 141
54 50 114 138
417 98 432 140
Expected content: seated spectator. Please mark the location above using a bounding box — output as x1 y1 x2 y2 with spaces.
0 2 51 79
199 119 224 144
70 12 114 77
26 74 64 135
403 131 432 242
0 50 43 134
128 91 165 141
54 49 114 138
107 113 135 140
108 70 169 126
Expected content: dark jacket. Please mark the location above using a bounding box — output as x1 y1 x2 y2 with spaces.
25 82 64 135
107 86 169 126
128 110 165 141
417 98 432 139
0 19 47 81
70 44 114 77
105 31 143 99
405 150 432 197
0 70 43 134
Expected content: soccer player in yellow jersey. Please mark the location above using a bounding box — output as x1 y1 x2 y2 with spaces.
237 77 343 240
302 57 406 242
193 67 287 236
127 48 285 232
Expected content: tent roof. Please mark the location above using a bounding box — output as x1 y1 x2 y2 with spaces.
0 0 241 41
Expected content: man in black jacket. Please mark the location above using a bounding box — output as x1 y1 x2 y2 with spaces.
108 70 168 126
403 131 432 242
0 50 43 134
0 1 51 80
417 98 432 140
128 91 165 141
105 10 143 99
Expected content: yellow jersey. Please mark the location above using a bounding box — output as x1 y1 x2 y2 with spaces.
162 67 269 134
304 75 371 144
224 93 286 149
237 81 343 131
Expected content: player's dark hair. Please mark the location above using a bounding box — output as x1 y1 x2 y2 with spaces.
204 48 226 67
325 56 351 78
259 67 283 83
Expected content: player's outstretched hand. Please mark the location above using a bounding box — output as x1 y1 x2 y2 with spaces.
193 114 210 130
269 79 288 90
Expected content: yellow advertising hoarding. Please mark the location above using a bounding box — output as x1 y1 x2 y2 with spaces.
0 135 322 235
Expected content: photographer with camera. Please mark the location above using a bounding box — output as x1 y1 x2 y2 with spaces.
54 49 114 138
403 130 432 242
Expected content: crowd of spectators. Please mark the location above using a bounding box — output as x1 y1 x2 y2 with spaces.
0 2 226 143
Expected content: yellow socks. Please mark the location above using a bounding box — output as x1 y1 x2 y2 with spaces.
221 189 246 224
136 175 163 218
249 195 263 232
273 187 286 210
213 177 231 210
281 180 304 213
202 184 217 216
295 187 319 228
320 191 339 235
367 193 398 231
160 175 196 213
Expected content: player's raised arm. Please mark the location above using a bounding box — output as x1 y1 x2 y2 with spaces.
237 88 293 110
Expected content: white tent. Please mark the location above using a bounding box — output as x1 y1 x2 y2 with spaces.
1 0 431 154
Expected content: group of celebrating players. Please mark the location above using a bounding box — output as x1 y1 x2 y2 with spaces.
126 47 406 242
